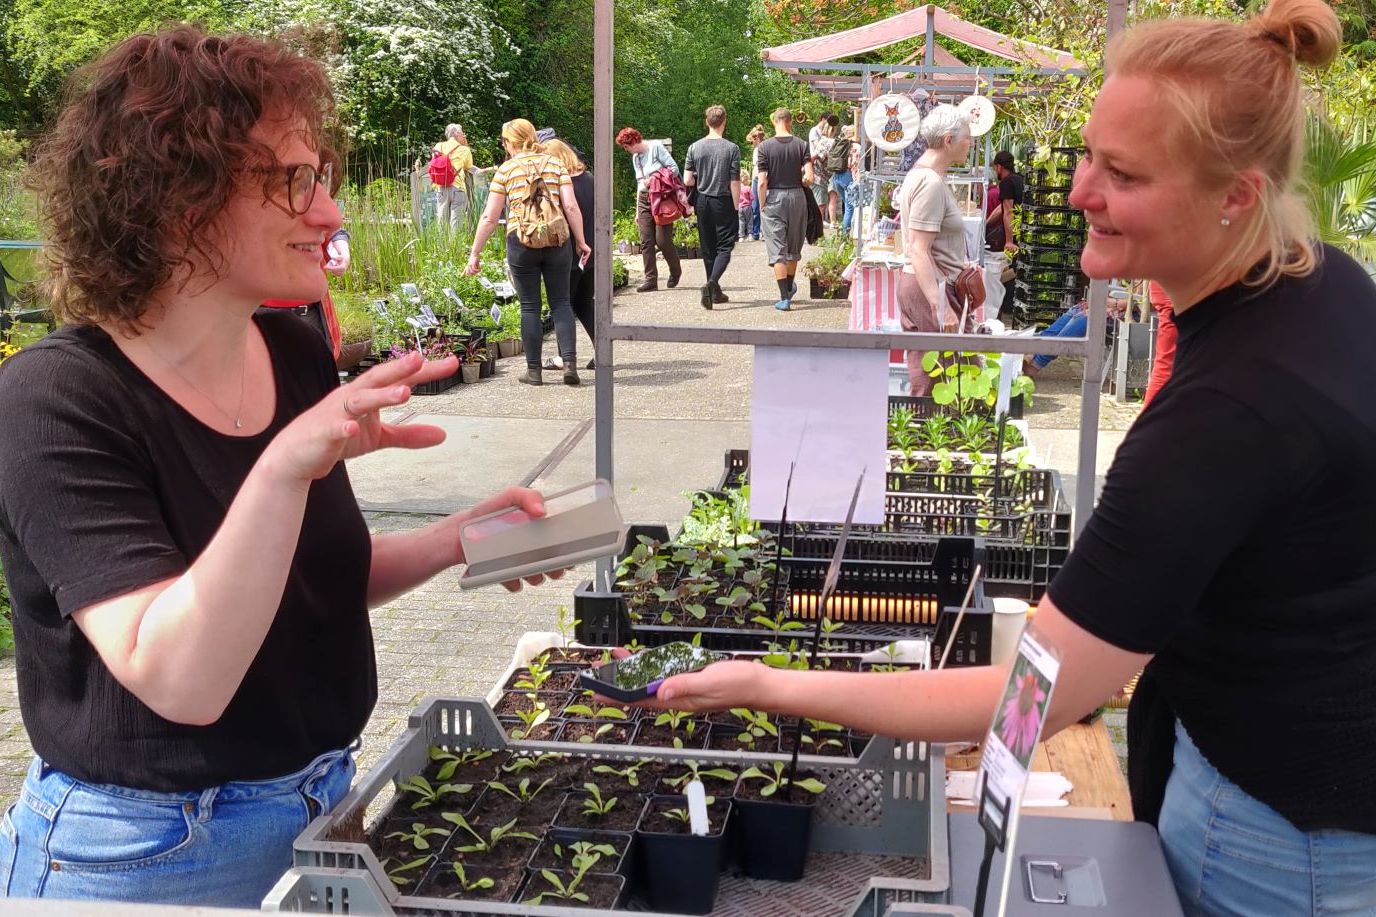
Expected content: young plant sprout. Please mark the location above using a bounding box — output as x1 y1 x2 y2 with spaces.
740 761 827 798
564 703 628 721
513 659 551 692
501 753 563 775
383 855 429 888
427 747 493 782
803 718 847 753
384 822 450 851
485 776 553 804
445 862 496 893
664 760 737 791
442 812 538 854
591 759 649 789
579 783 618 818
508 703 551 739
396 774 472 811
731 708 779 748
556 840 617 872
523 861 598 906
555 605 580 645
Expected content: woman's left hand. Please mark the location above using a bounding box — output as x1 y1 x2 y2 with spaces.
576 241 592 263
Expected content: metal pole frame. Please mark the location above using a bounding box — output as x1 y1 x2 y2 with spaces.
593 0 1117 549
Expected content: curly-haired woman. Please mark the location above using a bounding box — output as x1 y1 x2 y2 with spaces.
0 26 559 906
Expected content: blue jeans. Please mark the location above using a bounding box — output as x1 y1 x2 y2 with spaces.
750 178 761 240
1030 305 1087 369
0 747 355 908
831 170 855 233
1160 722 1376 916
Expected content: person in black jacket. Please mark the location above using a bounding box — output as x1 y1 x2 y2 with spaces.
546 139 598 370
627 2 1376 914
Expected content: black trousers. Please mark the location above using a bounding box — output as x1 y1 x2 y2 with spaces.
697 193 738 285
570 256 594 343
506 235 575 370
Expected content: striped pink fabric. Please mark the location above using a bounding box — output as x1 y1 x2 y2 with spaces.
848 264 905 363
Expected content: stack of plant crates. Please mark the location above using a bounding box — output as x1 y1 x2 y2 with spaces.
714 443 1069 604
1016 147 1088 329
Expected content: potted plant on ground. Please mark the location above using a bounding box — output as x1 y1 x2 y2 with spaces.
636 795 733 915
673 219 700 260
463 339 489 381
334 302 375 371
803 232 855 299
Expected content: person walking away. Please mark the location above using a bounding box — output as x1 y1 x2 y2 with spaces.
747 124 766 241
545 139 598 371
431 124 473 231
809 114 838 228
466 119 591 386
828 124 858 234
985 149 1024 316
0 27 568 908
757 108 813 312
737 170 755 243
895 105 974 393
684 105 742 310
616 128 682 292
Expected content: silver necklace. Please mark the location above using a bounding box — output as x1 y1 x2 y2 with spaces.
147 342 249 430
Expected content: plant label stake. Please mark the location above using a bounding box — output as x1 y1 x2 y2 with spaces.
767 460 797 619
443 288 464 308
401 282 421 304
685 779 710 837
786 471 865 801
991 350 1022 497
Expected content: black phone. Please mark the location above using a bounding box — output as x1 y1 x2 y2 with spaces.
579 642 728 703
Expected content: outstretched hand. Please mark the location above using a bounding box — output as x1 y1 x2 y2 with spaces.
451 486 569 592
262 351 457 485
597 648 763 713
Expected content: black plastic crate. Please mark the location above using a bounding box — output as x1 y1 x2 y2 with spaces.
717 448 750 490
1020 245 1084 270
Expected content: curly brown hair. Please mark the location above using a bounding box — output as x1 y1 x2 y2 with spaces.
29 25 338 334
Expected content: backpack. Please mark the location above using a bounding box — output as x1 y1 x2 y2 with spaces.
508 156 570 249
826 137 852 173
646 167 691 226
428 151 457 187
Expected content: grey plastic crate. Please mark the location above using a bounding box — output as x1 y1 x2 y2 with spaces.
279 697 949 915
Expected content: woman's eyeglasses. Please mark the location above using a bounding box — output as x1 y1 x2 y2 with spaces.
243 162 337 216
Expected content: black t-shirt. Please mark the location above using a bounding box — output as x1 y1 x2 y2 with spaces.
1048 245 1376 833
0 312 376 791
684 137 741 198
987 171 1024 250
571 170 595 251
757 135 807 190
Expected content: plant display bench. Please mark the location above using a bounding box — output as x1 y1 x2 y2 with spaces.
268 695 951 915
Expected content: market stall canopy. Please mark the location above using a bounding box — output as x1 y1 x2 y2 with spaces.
761 4 1083 71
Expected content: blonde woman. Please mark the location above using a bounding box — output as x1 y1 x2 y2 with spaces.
634 2 1376 912
466 119 590 386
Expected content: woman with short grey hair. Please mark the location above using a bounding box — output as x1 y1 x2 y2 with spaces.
895 103 974 393
432 123 473 230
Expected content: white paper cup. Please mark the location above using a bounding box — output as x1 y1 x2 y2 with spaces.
990 597 1031 665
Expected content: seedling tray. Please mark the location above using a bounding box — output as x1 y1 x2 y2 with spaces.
272 697 950 915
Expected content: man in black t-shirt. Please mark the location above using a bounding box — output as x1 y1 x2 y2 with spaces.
985 150 1023 253
757 108 814 311
684 104 742 310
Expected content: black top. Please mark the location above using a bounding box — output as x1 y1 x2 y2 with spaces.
571 170 595 252
756 135 807 190
986 171 1024 250
0 312 376 792
684 137 741 198
1048 245 1376 833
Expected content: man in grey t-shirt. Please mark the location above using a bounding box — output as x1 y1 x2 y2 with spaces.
684 104 742 309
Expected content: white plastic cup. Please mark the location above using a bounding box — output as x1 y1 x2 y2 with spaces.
990 597 1031 665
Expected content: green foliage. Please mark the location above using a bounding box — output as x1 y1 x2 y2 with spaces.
1304 113 1376 263
802 231 855 294
0 563 13 656
0 131 37 240
740 761 826 797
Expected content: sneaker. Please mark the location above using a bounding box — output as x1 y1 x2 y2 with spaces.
774 299 792 311
563 367 581 386
667 272 681 289
636 280 658 293
519 368 543 386
700 283 714 310
541 356 564 370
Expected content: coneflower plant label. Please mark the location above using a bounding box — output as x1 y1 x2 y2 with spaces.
976 629 1061 825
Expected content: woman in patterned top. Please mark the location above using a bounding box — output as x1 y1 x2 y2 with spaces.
466 118 590 386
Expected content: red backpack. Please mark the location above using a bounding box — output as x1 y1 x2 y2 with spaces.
427 151 457 187
647 167 691 226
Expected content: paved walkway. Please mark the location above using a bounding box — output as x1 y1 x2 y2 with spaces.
0 238 1138 804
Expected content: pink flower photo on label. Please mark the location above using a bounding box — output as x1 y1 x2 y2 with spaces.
997 670 1047 762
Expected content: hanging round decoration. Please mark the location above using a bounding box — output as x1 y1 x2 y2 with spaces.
864 94 922 152
957 95 996 137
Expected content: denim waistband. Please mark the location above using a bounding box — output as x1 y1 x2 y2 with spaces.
30 741 357 809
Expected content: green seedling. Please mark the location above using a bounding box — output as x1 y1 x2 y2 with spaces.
442 812 538 854
731 708 779 747
426 747 493 782
513 660 551 692
384 822 450 852
565 703 629 721
509 703 551 739
663 760 737 791
553 840 618 872
660 795 717 826
501 753 564 775
445 862 496 893
396 774 472 811
740 761 827 798
591 759 649 788
486 776 553 804
524 862 597 906
579 783 618 817
555 605 581 644
383 855 430 888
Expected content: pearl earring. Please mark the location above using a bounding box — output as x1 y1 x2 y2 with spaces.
1220 217 1231 227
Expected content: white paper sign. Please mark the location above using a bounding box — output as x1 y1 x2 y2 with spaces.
749 346 888 525
477 277 495 290
420 305 439 326
994 353 1020 418
976 630 1061 818
400 282 421 303
372 299 390 318
443 288 463 307
493 282 517 299
490 304 503 324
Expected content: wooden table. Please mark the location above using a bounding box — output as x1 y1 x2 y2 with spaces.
947 719 1134 822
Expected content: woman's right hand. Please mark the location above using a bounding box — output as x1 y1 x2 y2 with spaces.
464 254 481 276
261 352 457 485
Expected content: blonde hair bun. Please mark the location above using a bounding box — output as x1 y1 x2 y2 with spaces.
1254 0 1340 68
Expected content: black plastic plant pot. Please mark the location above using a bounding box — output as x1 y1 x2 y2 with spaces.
733 796 815 881
636 797 732 915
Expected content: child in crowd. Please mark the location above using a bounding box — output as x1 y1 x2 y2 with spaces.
737 169 754 241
